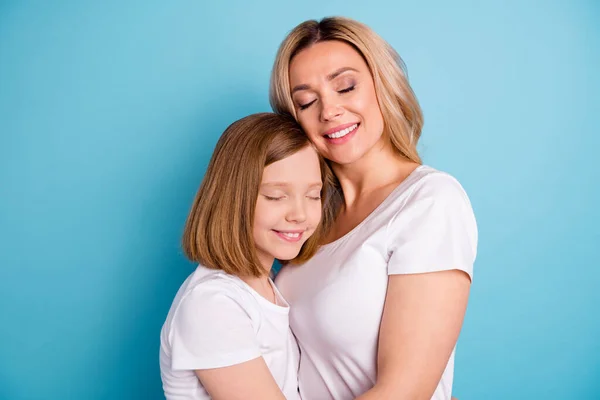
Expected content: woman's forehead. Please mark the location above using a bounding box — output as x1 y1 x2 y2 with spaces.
289 41 366 83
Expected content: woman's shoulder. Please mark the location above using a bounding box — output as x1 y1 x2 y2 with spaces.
384 166 478 277
401 165 472 206
383 165 476 236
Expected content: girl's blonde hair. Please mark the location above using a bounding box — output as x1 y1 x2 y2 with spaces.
270 16 423 164
182 113 335 277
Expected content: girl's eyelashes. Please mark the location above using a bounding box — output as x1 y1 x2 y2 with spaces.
263 193 321 201
307 190 322 200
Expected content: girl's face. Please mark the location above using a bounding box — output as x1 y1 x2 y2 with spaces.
253 145 323 269
288 40 385 166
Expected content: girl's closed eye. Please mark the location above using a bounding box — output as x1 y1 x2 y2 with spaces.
264 195 285 201
307 190 322 200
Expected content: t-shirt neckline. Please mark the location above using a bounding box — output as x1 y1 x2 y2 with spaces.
232 275 290 313
321 164 427 249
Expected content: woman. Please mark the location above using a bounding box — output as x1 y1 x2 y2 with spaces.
271 17 477 400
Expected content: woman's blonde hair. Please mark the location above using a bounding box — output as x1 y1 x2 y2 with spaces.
270 16 423 164
182 113 335 278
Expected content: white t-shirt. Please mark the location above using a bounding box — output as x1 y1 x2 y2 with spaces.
275 165 478 400
160 265 301 400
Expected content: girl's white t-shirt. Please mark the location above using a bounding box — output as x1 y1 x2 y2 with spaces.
275 165 478 400
160 265 300 400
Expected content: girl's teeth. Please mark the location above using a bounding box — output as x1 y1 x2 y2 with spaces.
327 124 357 139
281 232 300 238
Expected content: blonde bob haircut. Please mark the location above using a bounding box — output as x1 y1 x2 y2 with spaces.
182 113 335 278
270 16 423 164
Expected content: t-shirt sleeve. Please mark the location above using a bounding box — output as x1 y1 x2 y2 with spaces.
169 281 262 371
386 173 478 280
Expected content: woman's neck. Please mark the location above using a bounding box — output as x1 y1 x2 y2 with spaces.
332 139 419 208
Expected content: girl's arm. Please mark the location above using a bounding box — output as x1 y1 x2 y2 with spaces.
195 357 286 400
355 270 470 400
168 283 292 400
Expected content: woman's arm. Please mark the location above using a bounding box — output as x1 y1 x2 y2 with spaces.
356 269 470 400
195 356 287 400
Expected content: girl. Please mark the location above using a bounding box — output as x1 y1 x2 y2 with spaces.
270 17 477 400
159 113 334 400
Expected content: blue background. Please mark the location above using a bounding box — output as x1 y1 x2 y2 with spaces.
1 1 598 399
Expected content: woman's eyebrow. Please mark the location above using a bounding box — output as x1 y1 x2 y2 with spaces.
291 67 359 93
291 84 310 94
327 66 358 81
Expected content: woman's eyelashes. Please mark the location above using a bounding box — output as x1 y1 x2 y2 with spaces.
297 83 357 111
338 85 355 94
299 100 316 110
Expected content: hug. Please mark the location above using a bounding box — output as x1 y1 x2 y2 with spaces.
160 16 477 400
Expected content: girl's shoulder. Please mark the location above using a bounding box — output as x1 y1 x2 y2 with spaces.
174 265 258 314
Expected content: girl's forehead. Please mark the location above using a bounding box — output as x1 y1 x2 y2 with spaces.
261 147 322 185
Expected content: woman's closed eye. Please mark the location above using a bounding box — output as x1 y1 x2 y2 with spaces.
299 99 316 110
299 86 355 110
338 85 355 94
264 195 285 201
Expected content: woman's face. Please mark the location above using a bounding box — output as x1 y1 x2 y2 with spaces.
289 40 385 166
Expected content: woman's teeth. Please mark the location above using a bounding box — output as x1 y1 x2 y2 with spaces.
326 123 358 139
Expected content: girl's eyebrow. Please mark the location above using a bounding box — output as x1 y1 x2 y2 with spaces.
261 182 323 188
291 67 359 93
